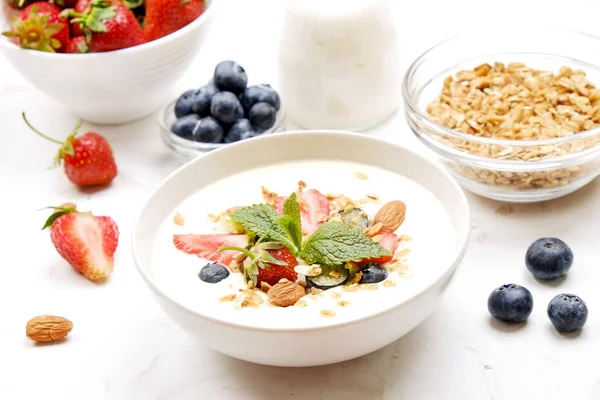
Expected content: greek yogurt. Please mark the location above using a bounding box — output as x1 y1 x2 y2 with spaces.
150 160 455 330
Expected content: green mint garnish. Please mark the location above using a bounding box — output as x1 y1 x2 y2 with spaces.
278 192 302 250
229 204 299 255
299 221 390 265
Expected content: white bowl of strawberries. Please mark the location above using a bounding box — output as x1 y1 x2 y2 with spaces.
0 0 215 124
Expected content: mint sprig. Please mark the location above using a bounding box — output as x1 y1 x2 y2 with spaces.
278 192 302 250
229 204 299 255
299 221 390 265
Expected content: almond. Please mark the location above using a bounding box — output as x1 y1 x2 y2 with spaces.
26 315 73 343
373 200 406 232
267 281 306 307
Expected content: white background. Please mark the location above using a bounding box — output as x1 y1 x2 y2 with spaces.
1 0 600 399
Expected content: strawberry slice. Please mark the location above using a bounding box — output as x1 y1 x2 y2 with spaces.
173 234 248 266
358 229 399 266
256 247 298 286
274 189 330 235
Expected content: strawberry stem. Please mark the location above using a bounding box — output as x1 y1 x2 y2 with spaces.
218 246 254 259
22 112 63 145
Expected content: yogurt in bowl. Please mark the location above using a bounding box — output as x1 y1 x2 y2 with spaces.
133 131 470 366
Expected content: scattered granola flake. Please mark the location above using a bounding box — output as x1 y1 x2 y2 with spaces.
398 234 413 242
298 180 307 190
320 310 336 318
219 294 237 302
337 300 351 307
371 234 384 242
349 271 363 285
395 248 411 258
278 278 290 284
329 269 341 279
207 213 218 223
246 280 255 289
495 204 515 215
383 280 397 288
326 193 342 200
229 261 241 273
367 193 380 201
330 291 343 300
172 212 185 226
268 281 306 307
342 284 360 293
294 264 322 277
260 281 272 293
295 299 308 308
361 283 379 291
353 172 368 180
358 198 368 205
309 295 321 300
261 186 278 205
426 63 600 191
364 222 383 237
307 287 323 295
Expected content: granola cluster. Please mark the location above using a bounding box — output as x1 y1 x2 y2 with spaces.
426 63 600 190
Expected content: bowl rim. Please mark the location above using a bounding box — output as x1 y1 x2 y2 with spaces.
0 0 216 57
158 98 286 153
402 27 600 150
131 130 471 333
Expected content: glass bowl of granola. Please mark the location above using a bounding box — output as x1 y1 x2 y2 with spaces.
403 28 600 202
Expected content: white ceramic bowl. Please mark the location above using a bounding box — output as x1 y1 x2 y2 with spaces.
132 131 471 367
0 0 216 124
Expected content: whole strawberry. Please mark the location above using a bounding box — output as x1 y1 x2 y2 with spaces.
144 0 204 42
23 112 117 187
64 0 144 52
43 204 119 282
65 36 89 53
2 2 69 52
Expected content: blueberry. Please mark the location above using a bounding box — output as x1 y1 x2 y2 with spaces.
213 60 248 95
224 118 255 144
171 114 200 140
487 284 533 323
198 262 230 284
306 266 349 290
174 90 198 118
190 84 219 117
547 293 588 332
193 116 224 143
360 263 388 284
525 237 573 280
241 84 281 111
210 91 244 124
249 102 276 132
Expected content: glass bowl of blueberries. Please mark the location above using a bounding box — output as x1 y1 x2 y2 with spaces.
159 60 285 159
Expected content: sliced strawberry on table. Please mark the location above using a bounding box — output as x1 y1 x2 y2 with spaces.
43 204 120 282
2 2 69 52
273 189 330 235
23 113 117 187
173 234 249 266
64 0 144 52
143 0 204 43
357 229 399 266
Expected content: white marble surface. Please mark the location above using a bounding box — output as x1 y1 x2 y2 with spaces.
2 0 600 399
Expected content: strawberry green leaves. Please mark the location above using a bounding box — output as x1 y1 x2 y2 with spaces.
229 204 299 255
299 221 390 266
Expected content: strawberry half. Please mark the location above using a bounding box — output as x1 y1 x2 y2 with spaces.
256 247 298 286
274 189 330 235
43 204 119 282
2 3 69 52
357 229 399 266
143 0 204 43
173 233 249 266
23 113 117 187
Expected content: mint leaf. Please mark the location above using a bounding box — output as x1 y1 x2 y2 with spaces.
299 221 390 265
229 204 298 255
278 192 302 250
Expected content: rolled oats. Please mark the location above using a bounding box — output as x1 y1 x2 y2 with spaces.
337 300 351 307
426 63 600 190
173 212 185 226
320 310 336 318
353 172 369 180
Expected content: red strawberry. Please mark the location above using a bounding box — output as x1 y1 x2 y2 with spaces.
358 229 399 266
54 0 79 8
68 0 90 36
43 204 119 282
23 113 117 187
143 0 204 42
173 234 249 266
65 0 144 52
2 2 69 52
274 189 330 235
65 36 89 53
256 247 298 286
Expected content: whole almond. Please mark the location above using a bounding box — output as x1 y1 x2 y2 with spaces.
26 315 73 343
373 200 406 232
267 281 306 307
